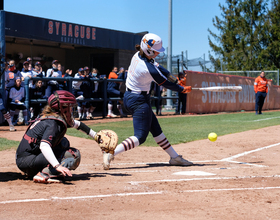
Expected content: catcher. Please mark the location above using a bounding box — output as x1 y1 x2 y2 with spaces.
16 90 118 184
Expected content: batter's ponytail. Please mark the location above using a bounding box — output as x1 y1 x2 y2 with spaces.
135 44 146 58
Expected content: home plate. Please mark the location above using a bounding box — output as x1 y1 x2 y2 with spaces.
173 171 216 176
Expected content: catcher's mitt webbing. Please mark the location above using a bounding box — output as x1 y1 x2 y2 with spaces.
95 130 118 154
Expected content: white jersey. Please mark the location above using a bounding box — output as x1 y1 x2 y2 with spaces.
46 68 62 85
21 70 34 88
72 73 83 90
126 52 184 93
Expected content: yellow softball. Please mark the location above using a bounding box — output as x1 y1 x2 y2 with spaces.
208 132 217 142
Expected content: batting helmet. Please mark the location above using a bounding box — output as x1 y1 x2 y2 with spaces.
48 90 77 126
140 33 165 57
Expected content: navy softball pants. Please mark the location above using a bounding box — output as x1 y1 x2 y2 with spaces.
123 91 162 145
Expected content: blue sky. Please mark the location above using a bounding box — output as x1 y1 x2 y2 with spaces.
4 0 225 63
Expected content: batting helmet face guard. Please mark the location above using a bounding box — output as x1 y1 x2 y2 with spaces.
48 90 77 126
140 33 165 57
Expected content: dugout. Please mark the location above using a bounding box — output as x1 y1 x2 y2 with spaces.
1 11 144 76
0 10 145 124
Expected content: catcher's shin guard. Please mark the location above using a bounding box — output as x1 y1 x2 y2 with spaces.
61 148 81 170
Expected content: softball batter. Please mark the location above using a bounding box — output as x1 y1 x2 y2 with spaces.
102 33 193 170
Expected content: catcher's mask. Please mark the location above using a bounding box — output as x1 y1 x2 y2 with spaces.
48 90 77 126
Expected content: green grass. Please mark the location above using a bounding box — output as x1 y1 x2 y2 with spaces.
0 138 20 151
66 111 280 147
1 111 279 151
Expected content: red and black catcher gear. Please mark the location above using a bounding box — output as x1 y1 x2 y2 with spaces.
48 90 77 126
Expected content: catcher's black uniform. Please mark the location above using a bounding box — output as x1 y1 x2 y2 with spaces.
16 116 68 177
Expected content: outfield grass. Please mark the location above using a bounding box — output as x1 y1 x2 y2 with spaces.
0 138 20 151
1 111 279 151
66 111 280 147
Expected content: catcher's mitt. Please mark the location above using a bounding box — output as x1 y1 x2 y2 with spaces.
94 130 118 154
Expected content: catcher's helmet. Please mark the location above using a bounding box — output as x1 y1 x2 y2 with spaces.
48 90 77 126
140 33 165 57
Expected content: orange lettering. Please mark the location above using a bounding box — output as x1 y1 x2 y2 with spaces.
80 26 85 38
55 22 60 35
68 24 73 37
48 21 53 34
86 27 90 39
62 23 66 36
75 25 79 38
92 28 96 40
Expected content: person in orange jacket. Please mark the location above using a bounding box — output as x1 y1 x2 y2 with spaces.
175 72 187 115
254 71 268 115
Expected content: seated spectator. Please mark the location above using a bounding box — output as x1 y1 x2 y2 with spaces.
45 60 62 98
29 80 47 120
5 60 23 93
21 61 34 88
9 77 29 125
32 61 45 77
107 67 126 118
27 57 33 70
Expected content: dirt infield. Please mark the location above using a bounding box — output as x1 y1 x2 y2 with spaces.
1 116 280 219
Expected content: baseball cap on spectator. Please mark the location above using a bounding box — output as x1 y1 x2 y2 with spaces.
15 76 21 80
27 57 32 62
23 61 29 65
78 68 84 72
83 66 89 71
52 60 58 64
35 61 41 66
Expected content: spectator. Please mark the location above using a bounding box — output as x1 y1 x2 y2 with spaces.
21 61 34 88
45 60 62 98
80 68 94 120
32 61 45 77
85 68 100 119
27 57 33 70
5 60 23 92
72 68 85 120
29 80 46 120
107 67 126 118
58 63 72 90
176 72 187 115
254 71 268 115
0 92 16 131
118 68 127 94
9 77 29 125
5 60 23 123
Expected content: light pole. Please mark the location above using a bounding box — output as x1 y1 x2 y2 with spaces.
166 0 173 109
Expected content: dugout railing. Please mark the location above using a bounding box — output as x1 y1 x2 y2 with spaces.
24 77 179 119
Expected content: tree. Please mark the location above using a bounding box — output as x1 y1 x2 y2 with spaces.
265 0 280 69
208 0 269 74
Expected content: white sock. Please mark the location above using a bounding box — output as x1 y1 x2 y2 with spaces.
77 106 82 118
108 104 113 115
154 133 178 158
114 136 139 156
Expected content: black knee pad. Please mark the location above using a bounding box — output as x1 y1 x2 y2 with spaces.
61 148 81 170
